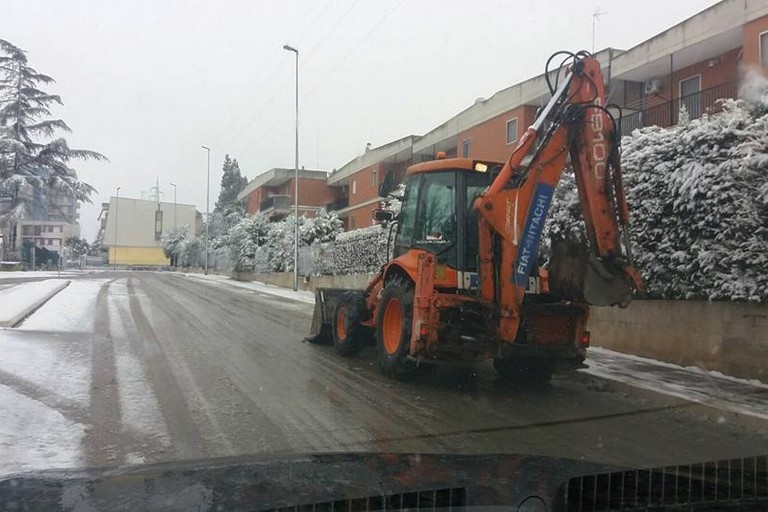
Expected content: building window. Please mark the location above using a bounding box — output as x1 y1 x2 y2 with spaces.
679 75 701 120
761 30 768 68
350 217 356 229
352 179 357 195
372 169 377 187
52 239 60 246
506 118 518 145
462 139 471 157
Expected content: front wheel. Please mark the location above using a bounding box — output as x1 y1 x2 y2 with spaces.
376 277 414 374
332 291 371 356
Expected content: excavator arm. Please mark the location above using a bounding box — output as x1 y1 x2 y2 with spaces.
474 52 642 343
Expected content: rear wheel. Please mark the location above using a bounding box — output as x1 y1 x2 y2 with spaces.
332 291 371 356
493 358 552 383
376 277 415 374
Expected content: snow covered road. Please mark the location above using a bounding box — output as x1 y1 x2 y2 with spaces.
1 271 766 478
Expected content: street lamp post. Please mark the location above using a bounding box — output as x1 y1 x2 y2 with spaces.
114 186 121 271
283 43 299 292
201 145 211 275
170 182 177 230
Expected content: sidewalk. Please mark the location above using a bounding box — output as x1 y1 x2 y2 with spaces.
181 272 316 304
584 346 768 421
0 279 71 327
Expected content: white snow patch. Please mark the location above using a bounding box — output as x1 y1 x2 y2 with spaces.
0 279 70 326
0 331 90 407
0 383 85 476
108 284 171 452
181 272 316 304
18 280 106 332
588 347 768 389
584 346 768 421
0 270 90 280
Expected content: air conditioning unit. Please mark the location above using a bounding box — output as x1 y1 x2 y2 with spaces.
644 78 661 94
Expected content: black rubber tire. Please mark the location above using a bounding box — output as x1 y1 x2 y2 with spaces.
493 358 552 383
375 277 415 374
332 291 372 356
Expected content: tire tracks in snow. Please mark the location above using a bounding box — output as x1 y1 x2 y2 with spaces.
123 277 207 460
85 279 123 467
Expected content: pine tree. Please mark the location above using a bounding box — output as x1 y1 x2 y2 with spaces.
0 39 105 223
215 154 248 213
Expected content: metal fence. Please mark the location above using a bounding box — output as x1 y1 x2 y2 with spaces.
619 82 737 137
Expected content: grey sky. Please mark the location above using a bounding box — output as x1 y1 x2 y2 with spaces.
4 0 721 240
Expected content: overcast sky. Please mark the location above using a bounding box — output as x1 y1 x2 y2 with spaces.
5 0 721 240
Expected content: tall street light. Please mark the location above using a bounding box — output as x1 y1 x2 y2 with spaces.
201 145 211 275
114 186 121 271
170 182 177 230
283 43 299 292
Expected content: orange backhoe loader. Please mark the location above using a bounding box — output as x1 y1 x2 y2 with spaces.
307 51 642 380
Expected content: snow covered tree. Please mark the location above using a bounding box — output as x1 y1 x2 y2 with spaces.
214 154 247 213
0 39 105 224
545 78 768 302
225 213 270 272
161 226 191 267
64 236 89 257
300 208 343 246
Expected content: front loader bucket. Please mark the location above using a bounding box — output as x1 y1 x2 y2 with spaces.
548 237 634 307
305 292 330 344
304 288 356 344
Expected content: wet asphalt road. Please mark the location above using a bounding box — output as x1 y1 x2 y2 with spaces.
5 271 768 472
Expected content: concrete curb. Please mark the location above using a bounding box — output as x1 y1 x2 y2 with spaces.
0 280 71 327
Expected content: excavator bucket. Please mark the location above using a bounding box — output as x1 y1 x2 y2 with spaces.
548 237 634 307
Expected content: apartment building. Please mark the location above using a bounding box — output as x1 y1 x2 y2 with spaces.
232 1 766 234
99 196 200 266
0 191 80 261
237 168 335 220
327 136 420 230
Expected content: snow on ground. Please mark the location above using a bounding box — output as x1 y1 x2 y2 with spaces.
17 279 105 332
0 383 86 476
0 270 90 280
181 272 316 304
108 279 171 462
584 347 768 421
0 330 91 407
0 279 70 326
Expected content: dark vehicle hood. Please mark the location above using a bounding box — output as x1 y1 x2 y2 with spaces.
0 452 616 511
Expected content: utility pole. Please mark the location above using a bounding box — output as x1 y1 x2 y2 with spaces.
201 145 211 275
283 44 300 291
114 186 121 271
170 183 177 230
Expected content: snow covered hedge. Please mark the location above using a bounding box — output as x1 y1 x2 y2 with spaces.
547 79 768 302
314 225 390 275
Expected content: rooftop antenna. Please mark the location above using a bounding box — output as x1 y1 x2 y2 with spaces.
592 8 606 53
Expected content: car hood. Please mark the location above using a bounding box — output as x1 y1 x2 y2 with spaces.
0 452 616 511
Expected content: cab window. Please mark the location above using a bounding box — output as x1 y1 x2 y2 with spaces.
414 171 457 266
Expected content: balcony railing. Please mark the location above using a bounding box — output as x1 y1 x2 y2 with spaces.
619 82 737 138
259 194 291 212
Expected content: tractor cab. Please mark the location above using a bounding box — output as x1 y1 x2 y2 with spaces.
389 158 502 289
